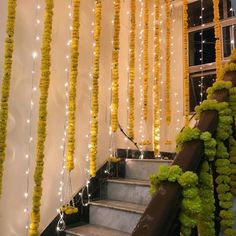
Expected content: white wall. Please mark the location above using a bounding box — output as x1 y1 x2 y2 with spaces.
0 0 184 235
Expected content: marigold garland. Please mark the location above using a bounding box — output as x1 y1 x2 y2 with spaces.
153 0 161 157
65 0 80 172
183 0 189 126
89 0 102 177
142 0 149 121
29 1 54 235
213 0 222 81
111 0 120 133
165 0 171 125
0 0 17 198
127 0 136 139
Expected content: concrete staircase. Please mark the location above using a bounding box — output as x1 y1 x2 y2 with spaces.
65 159 171 236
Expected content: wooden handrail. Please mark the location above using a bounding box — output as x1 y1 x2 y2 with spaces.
132 71 236 236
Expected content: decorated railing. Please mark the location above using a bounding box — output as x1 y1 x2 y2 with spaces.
132 53 236 236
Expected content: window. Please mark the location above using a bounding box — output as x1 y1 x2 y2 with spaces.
189 73 216 112
189 27 216 66
188 0 236 111
222 24 236 57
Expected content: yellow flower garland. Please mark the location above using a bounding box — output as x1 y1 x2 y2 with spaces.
29 1 54 235
89 0 102 177
111 0 120 133
143 0 149 121
153 0 160 157
165 0 171 125
213 0 222 81
183 0 189 126
66 0 80 172
0 0 17 198
128 0 136 139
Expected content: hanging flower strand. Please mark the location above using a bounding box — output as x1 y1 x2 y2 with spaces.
143 0 149 121
153 0 161 157
111 0 121 133
66 0 81 172
89 0 102 177
29 1 54 235
213 0 222 81
128 0 136 139
183 0 189 126
0 0 17 198
165 0 171 125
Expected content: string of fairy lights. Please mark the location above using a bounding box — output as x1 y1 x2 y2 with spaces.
23 0 42 233
57 0 72 206
138 0 144 156
170 1 181 133
79 1 99 206
199 0 204 103
56 1 82 231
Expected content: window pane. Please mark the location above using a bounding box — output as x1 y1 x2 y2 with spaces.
228 0 235 17
223 24 236 57
189 73 216 112
188 0 224 28
189 27 216 66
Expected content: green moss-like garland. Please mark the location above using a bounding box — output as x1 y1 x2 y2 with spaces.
198 161 216 236
195 100 232 141
176 127 216 161
29 1 54 235
229 87 236 116
150 165 182 196
150 166 201 236
178 171 201 236
0 0 17 198
176 127 200 153
195 90 236 234
207 80 232 99
229 137 236 196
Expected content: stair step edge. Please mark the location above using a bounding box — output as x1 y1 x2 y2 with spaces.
89 200 146 214
125 158 172 163
65 224 130 236
107 178 150 186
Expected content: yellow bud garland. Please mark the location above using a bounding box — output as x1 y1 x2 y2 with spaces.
29 1 54 235
183 0 189 126
111 0 120 133
89 0 102 177
213 0 222 81
165 0 171 125
66 0 81 172
153 0 160 157
0 0 17 198
142 0 149 121
127 0 136 140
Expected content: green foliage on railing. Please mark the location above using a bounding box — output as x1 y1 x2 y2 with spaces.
150 77 236 235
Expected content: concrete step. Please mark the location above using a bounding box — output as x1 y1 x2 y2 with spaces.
106 178 151 205
89 200 146 233
125 159 172 180
65 224 130 236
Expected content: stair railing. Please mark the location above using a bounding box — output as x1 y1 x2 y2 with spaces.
131 71 236 236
